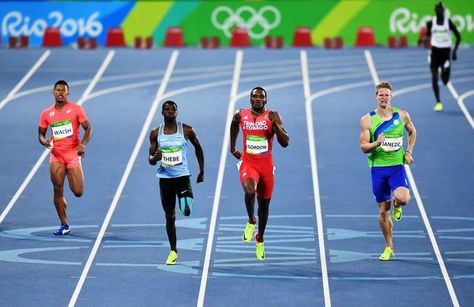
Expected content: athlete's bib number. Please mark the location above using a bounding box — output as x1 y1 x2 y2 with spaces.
246 135 268 155
161 147 183 166
51 120 73 140
380 137 403 152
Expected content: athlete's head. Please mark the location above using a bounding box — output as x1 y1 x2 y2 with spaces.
435 2 445 18
375 81 392 107
54 80 69 91
53 80 69 103
249 87 267 112
375 81 392 96
161 100 178 120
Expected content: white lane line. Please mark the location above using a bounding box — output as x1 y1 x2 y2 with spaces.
197 50 243 307
0 50 51 110
67 50 178 307
0 50 115 226
364 49 460 307
300 50 331 307
448 82 474 130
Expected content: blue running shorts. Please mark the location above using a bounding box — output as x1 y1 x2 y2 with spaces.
371 165 410 203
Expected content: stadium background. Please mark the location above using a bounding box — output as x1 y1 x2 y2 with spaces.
1 0 473 48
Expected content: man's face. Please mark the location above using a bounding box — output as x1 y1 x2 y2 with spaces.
435 6 445 18
250 89 267 111
162 103 177 120
53 84 69 103
376 87 391 107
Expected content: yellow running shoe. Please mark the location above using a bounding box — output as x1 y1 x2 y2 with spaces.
392 206 402 222
434 102 443 112
256 242 265 261
379 247 394 261
166 250 178 265
242 222 256 243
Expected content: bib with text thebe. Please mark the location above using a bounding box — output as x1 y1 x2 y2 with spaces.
161 146 183 166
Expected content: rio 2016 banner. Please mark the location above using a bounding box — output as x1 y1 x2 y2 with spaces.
0 0 472 47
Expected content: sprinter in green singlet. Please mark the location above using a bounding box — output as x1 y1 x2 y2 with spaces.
359 81 417 261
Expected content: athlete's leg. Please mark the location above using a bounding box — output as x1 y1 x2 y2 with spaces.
441 66 451 85
378 200 393 249
431 66 441 102
66 166 84 197
50 162 68 225
242 178 257 224
389 165 411 208
176 176 193 216
255 163 274 243
393 186 410 207
160 179 178 252
255 198 270 242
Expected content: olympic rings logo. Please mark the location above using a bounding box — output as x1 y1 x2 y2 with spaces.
211 5 281 39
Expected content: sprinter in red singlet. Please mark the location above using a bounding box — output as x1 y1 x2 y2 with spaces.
229 87 289 261
38 80 92 235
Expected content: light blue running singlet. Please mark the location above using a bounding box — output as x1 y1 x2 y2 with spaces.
156 122 191 178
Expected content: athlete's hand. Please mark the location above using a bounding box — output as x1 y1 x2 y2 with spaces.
452 51 458 61
268 111 281 124
376 133 385 146
151 148 162 162
77 143 86 157
43 137 53 149
231 149 241 160
405 151 414 164
197 171 204 183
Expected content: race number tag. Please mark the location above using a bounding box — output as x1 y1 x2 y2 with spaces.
51 120 73 140
246 135 268 154
380 137 403 152
161 147 183 166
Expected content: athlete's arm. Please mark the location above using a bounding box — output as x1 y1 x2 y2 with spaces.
426 21 432 38
359 114 384 153
148 126 161 165
38 126 52 149
184 124 204 183
229 110 241 159
401 110 416 164
78 120 92 157
269 111 289 148
449 19 461 61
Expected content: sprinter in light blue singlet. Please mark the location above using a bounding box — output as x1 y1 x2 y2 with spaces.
156 121 190 178
148 100 205 265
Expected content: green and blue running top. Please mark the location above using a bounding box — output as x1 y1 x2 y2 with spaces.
368 107 406 167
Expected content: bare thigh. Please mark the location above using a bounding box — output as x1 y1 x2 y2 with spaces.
66 166 84 196
50 162 67 190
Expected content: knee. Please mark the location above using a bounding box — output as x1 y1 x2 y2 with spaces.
179 197 193 216
379 210 390 222
53 185 64 196
73 190 83 198
243 185 256 196
397 194 410 205
165 211 176 223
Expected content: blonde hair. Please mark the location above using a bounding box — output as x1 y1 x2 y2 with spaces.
375 81 392 95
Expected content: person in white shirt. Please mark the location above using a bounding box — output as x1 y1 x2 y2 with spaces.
425 2 461 112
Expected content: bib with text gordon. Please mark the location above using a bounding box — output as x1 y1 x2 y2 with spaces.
246 135 268 154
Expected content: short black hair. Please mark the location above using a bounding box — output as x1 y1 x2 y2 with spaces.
435 2 445 11
250 86 267 99
54 80 69 90
162 100 177 111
